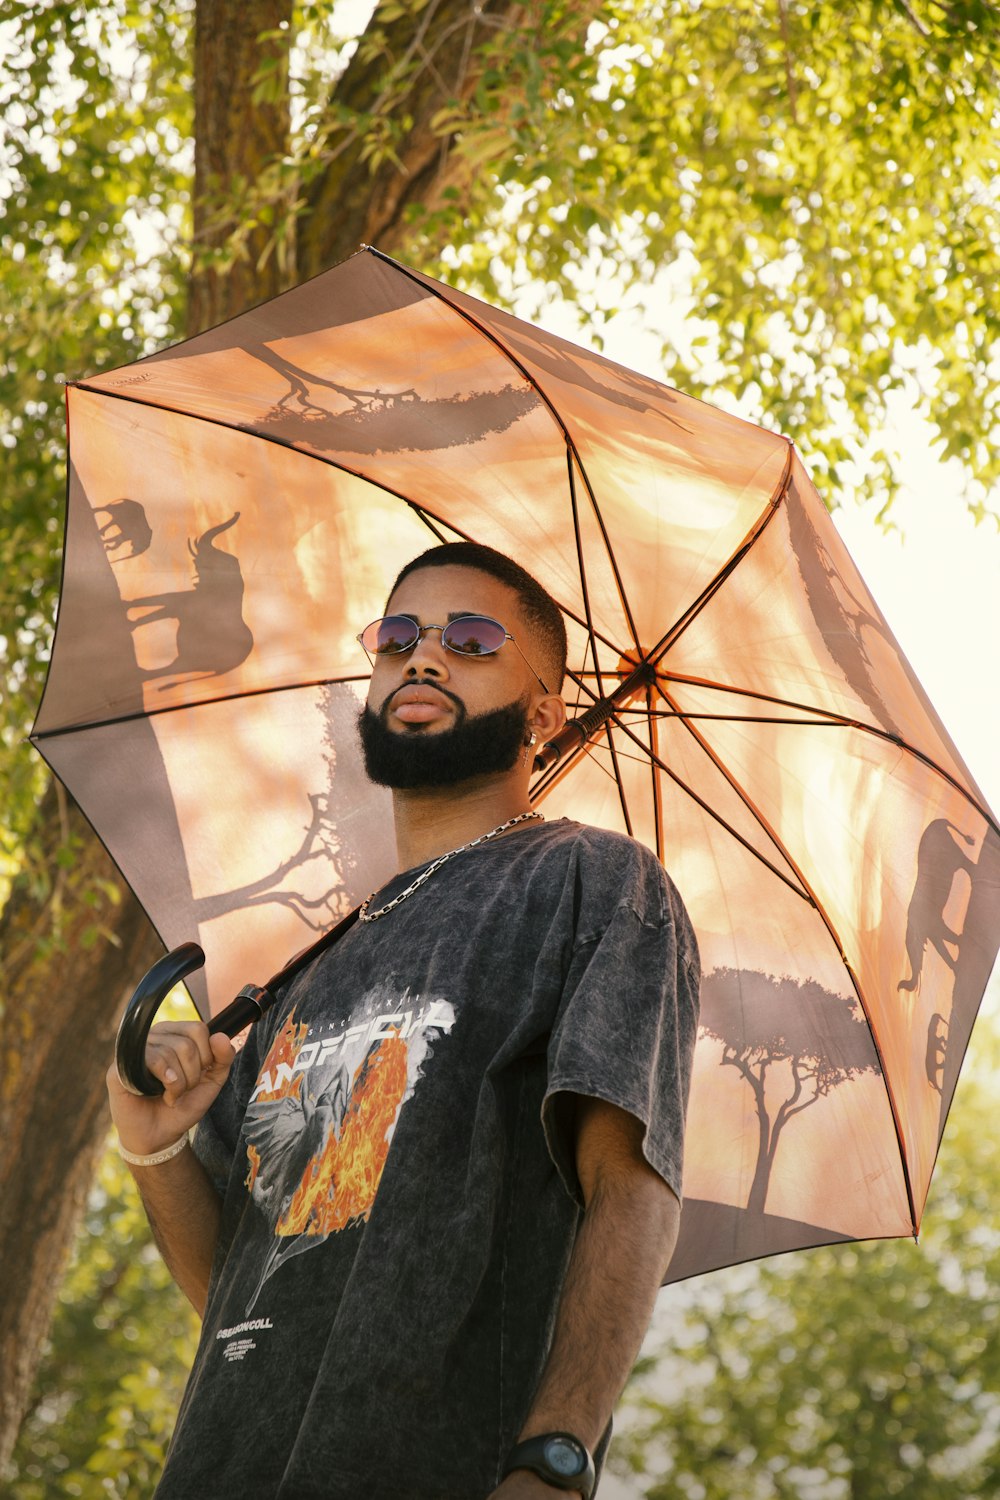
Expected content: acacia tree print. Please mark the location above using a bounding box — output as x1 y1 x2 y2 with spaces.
239 343 540 455
701 969 881 1217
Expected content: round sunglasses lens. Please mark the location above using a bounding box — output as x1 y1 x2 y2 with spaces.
364 616 418 655
442 617 506 655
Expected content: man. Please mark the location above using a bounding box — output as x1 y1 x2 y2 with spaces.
107 541 700 1499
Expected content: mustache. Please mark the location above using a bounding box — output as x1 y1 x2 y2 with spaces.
379 681 466 718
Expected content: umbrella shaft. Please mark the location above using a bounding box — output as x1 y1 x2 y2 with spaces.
534 660 656 774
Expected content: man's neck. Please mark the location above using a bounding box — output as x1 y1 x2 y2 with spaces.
391 772 535 872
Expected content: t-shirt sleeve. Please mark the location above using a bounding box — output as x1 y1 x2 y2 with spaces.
541 845 700 1206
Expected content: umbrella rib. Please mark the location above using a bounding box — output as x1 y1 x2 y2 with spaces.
638 671 902 723
69 386 631 669
606 718 809 899
659 680 831 907
68 380 498 529
625 712 876 726
367 248 642 652
532 710 810 903
575 671 874 724
412 508 450 543
29 674 375 740
399 501 627 662
657 679 921 1231
589 669 999 836
603 719 634 837
642 449 793 666
647 686 665 863
68 384 598 648
567 450 609 700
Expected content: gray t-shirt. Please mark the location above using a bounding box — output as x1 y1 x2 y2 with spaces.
155 818 700 1499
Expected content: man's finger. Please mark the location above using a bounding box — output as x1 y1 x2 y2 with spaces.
147 1020 215 1073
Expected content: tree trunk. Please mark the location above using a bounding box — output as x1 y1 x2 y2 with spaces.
0 5 292 1468
0 784 162 1468
298 0 604 275
187 0 294 334
0 0 603 1466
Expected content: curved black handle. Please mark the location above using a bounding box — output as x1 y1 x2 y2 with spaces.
114 909 361 1098
115 943 207 1097
115 944 274 1097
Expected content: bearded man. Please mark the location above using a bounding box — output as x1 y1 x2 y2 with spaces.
107 541 700 1500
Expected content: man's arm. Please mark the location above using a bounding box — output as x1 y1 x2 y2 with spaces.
106 1020 235 1315
491 1095 680 1499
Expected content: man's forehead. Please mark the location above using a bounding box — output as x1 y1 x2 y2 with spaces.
386 564 522 621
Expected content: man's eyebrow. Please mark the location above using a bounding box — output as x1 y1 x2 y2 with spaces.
445 610 484 622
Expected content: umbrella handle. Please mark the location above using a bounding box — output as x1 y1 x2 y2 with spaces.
114 944 271 1097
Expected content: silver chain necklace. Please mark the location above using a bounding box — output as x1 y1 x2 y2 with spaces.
359 811 544 923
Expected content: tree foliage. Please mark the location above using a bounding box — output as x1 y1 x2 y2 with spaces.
0 0 997 1476
611 1009 1000 1500
1 0 191 870
701 970 881 1216
4 1140 198 1499
4 0 998 844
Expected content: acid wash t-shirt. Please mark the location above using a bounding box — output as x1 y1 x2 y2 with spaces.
155 819 700 1500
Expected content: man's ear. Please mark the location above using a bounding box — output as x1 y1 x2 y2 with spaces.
530 692 567 743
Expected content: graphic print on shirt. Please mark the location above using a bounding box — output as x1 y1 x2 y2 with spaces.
239 987 455 1312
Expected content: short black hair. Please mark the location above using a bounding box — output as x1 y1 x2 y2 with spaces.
388 542 567 691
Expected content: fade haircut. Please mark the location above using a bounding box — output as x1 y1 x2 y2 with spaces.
387 542 567 692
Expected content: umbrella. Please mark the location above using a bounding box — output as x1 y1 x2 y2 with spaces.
31 247 1000 1282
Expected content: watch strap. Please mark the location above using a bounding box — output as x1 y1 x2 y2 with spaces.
502 1432 596 1499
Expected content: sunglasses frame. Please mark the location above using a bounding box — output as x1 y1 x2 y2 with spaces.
357 613 549 693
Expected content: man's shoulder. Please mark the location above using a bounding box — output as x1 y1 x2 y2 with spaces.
544 818 667 873
537 820 676 916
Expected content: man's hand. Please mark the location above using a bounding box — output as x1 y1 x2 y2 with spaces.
106 1020 235 1156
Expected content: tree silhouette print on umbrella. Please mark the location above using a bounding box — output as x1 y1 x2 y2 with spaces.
238 344 540 455
701 968 882 1217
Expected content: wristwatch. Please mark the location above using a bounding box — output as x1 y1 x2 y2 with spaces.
502 1432 596 1498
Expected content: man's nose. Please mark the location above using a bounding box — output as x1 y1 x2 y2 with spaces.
404 625 450 678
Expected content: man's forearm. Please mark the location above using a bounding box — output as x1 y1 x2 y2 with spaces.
107 1020 235 1315
129 1143 223 1316
518 1173 679 1452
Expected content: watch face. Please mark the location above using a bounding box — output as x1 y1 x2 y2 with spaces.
544 1437 585 1477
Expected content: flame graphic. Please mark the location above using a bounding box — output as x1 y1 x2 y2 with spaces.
255 1011 309 1103
245 1142 261 1193
276 1031 408 1238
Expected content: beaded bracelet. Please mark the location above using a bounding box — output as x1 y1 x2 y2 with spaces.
118 1133 190 1167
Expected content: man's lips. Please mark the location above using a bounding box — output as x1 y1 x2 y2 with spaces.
386 684 458 725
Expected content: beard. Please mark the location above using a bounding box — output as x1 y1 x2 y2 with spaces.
357 690 531 790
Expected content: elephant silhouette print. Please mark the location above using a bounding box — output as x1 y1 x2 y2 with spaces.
95 498 153 560
126 512 254 690
898 819 977 994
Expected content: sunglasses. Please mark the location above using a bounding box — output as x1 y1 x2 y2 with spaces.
357 614 549 692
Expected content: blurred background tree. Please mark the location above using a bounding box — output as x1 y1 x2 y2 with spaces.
610 1004 1000 1500
1 0 997 1480
6 1147 199 1500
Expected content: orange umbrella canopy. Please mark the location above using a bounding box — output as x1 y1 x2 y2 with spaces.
33 248 999 1281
